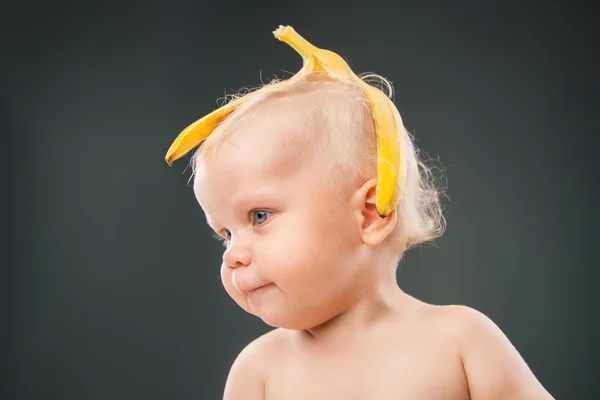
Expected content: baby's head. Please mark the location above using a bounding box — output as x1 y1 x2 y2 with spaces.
189 72 446 330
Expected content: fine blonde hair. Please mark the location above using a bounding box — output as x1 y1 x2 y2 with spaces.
189 71 447 253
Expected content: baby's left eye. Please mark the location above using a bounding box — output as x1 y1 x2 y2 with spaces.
252 210 272 225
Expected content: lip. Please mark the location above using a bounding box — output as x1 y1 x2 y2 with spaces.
243 283 271 294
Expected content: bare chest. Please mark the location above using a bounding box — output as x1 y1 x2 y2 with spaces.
264 340 469 400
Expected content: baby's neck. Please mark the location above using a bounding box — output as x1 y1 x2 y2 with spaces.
297 281 419 348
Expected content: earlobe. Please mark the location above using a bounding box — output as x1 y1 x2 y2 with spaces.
354 179 398 246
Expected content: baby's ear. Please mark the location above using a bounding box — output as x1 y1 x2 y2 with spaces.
354 178 398 246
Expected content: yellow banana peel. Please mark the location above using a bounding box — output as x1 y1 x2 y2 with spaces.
166 25 404 217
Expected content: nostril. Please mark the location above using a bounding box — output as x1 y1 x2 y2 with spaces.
223 245 252 269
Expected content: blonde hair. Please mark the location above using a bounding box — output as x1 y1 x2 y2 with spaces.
189 71 447 253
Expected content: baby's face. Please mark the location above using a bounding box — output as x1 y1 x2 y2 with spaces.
194 108 370 330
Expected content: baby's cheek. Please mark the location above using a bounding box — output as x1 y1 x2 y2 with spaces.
272 230 333 287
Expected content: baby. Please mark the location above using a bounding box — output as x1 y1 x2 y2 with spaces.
166 26 553 400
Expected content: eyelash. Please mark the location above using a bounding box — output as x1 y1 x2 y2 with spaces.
211 209 272 247
212 232 228 248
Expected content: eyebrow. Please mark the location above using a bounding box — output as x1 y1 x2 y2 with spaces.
230 189 280 210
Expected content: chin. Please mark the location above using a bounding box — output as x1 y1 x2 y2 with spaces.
256 310 296 329
249 304 303 330
241 291 337 330
258 309 330 331
261 318 309 331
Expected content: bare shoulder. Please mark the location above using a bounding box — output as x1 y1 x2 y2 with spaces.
433 304 554 400
223 328 289 400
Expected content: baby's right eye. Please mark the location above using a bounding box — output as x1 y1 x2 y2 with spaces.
211 230 231 248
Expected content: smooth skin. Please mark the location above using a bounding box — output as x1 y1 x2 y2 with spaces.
193 101 554 400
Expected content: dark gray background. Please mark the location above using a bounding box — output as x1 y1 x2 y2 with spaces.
8 1 598 399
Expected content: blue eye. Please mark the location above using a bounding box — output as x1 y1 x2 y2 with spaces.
211 212 270 248
253 210 272 225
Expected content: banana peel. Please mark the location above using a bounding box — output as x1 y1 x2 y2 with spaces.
166 25 405 217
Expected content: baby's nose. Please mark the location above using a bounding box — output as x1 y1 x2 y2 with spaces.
223 243 252 269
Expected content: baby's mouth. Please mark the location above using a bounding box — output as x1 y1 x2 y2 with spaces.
232 272 271 294
251 283 272 293
242 282 271 294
